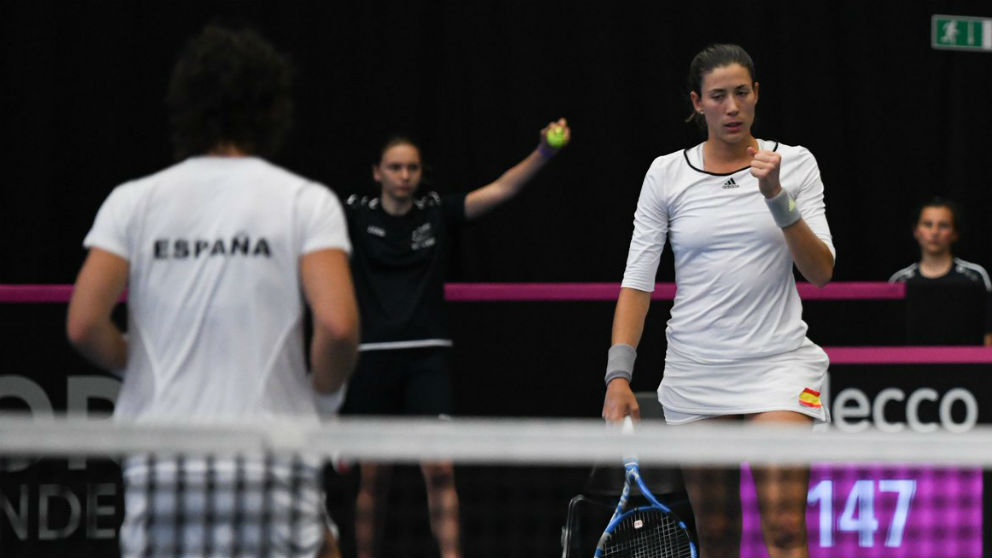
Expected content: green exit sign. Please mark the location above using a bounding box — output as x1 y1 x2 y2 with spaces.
932 14 992 51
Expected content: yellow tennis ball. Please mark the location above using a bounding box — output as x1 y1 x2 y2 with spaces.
546 126 568 149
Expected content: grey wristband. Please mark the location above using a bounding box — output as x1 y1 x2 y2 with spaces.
765 188 801 228
605 344 637 386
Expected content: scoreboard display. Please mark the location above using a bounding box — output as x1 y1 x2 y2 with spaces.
741 464 982 558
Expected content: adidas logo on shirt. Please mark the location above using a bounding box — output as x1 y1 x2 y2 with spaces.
722 178 739 189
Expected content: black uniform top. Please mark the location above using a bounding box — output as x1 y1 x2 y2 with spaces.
889 258 992 345
345 191 466 349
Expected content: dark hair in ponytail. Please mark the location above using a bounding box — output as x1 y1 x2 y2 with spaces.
684 44 757 130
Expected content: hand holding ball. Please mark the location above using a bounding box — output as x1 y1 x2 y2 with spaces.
537 118 569 158
545 125 568 149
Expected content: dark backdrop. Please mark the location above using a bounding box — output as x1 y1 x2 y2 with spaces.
4 1 992 285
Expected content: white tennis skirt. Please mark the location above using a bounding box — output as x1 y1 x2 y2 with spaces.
658 338 830 425
119 454 333 558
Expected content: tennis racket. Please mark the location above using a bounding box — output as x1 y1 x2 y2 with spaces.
593 417 697 558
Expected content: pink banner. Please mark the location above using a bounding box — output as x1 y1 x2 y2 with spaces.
824 346 992 364
0 282 905 303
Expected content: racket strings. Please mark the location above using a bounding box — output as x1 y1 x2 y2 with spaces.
601 509 693 558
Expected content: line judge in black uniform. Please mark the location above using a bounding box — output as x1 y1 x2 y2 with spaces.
888 197 992 346
339 119 570 558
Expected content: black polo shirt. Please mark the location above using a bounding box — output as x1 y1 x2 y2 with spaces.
345 191 466 349
889 258 992 345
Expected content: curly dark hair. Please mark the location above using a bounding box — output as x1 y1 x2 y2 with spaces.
166 25 293 159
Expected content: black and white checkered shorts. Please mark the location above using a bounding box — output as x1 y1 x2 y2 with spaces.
120 454 334 558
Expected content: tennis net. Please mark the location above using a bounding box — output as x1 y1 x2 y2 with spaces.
0 416 987 557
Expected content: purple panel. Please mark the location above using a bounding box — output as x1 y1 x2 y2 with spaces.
739 464 982 558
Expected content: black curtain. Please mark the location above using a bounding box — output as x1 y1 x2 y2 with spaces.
3 0 992 284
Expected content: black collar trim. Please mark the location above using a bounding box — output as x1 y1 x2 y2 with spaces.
682 140 780 176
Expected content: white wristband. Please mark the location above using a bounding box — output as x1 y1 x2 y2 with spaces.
314 384 347 418
765 189 801 228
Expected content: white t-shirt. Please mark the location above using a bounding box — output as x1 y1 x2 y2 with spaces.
84 156 351 422
622 140 835 363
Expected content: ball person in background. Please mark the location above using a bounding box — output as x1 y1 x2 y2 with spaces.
339 119 569 558
67 25 359 558
888 197 992 346
601 44 834 558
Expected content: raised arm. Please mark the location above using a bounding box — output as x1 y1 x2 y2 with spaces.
748 146 834 286
301 248 360 394
67 248 129 371
602 287 652 422
463 118 570 220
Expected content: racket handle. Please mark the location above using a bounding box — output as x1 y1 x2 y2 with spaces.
621 415 638 465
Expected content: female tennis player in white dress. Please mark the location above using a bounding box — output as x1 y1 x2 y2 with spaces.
602 44 835 558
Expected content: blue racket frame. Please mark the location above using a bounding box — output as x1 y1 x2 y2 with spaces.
593 456 698 558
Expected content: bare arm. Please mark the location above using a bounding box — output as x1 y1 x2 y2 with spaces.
782 218 834 286
301 248 360 394
66 248 129 371
602 287 652 421
748 146 834 287
463 118 570 220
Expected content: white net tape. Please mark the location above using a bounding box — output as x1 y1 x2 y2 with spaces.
2 415 992 466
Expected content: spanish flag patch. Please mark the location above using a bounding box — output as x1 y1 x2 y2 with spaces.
799 388 822 408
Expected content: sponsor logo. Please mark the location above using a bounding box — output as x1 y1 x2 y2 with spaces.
0 375 123 542
411 223 435 250
833 387 978 433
